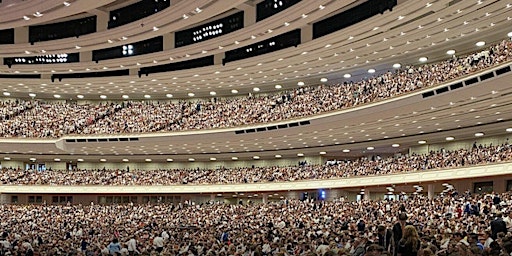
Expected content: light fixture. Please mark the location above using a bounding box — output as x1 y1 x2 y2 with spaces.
392 144 400 148
100 95 107 99
253 87 260 92
188 93 195 97
231 89 238 94
393 63 402 69
166 94 173 98
275 154 282 158
54 158 61 162
446 49 456 55
23 16 30 20
231 157 238 160
100 159 107 162
188 158 195 162
145 159 152 162
297 81 305 86
77 95 84 99
28 93 36 97
368 69 376 74
319 151 327 155
366 146 375 150
507 128 512 132
320 78 328 82
3 157 10 161
445 136 454 141
122 95 129 99
144 95 151 99
209 91 216 96
474 132 484 137
53 94 61 98
210 157 216 161
343 74 351 78
2 92 10 96
166 158 173 162
63 1 71 6
122 159 129 162
297 153 304 157
418 140 427 144
29 158 36 161
275 84 282 89
475 41 485 47
253 156 260 160
419 57 428 62
77 159 84 162
508 32 512 38
342 149 350 153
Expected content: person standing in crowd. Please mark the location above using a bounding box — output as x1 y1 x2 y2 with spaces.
397 225 421 256
392 213 409 256
377 224 392 252
152 232 164 254
491 211 507 239
108 238 121 255
126 235 138 255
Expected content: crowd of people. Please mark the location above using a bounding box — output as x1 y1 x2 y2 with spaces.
1 142 510 186
0 40 510 138
1 190 512 255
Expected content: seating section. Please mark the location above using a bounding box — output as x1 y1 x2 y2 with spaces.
0 39 511 138
0 191 510 255
2 142 510 186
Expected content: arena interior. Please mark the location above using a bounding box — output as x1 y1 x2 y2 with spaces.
1 0 512 255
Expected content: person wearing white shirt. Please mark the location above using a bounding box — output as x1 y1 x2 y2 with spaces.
153 233 164 254
126 236 138 255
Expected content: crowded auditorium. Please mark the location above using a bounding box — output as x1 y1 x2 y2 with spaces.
1 0 512 255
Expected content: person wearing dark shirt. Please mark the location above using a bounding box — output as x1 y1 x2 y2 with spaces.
377 225 392 252
392 213 409 256
491 212 507 239
397 225 421 256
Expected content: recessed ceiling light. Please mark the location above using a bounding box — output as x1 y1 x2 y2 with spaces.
275 154 282 158
166 94 173 98
144 94 151 99
393 63 401 69
368 68 376 74
319 151 327 155
366 146 375 150
210 157 216 161
54 158 61 162
54 94 61 98
29 158 36 161
445 136 454 141
275 84 282 89
3 92 10 96
100 159 107 162
297 81 305 86
63 1 71 6
209 91 216 96
446 49 456 55
343 74 351 78
297 153 304 157
475 41 485 47
231 157 238 160
100 95 107 99
188 158 195 162
508 32 512 38
418 140 427 144
23 16 30 20
122 95 129 99
145 159 152 162
166 158 173 162
253 156 260 160
419 57 428 62
320 78 328 82
122 159 129 162
28 93 36 97
231 89 238 94
3 157 10 161
474 132 484 137
188 93 195 97
253 87 260 92
77 95 84 99
392 144 400 148
342 149 350 153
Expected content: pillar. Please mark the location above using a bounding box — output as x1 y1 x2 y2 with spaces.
14 27 29 44
363 189 370 200
163 33 174 50
428 184 435 199
262 193 268 203
301 24 313 44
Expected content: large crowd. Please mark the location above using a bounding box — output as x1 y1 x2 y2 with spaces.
0 40 510 138
2 191 512 255
1 142 510 186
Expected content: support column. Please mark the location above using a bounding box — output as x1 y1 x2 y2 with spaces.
300 24 313 44
428 184 435 199
210 194 215 201
363 189 370 200
14 27 29 44
0 194 8 204
214 52 225 66
262 193 268 203
242 5 256 27
163 33 174 51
